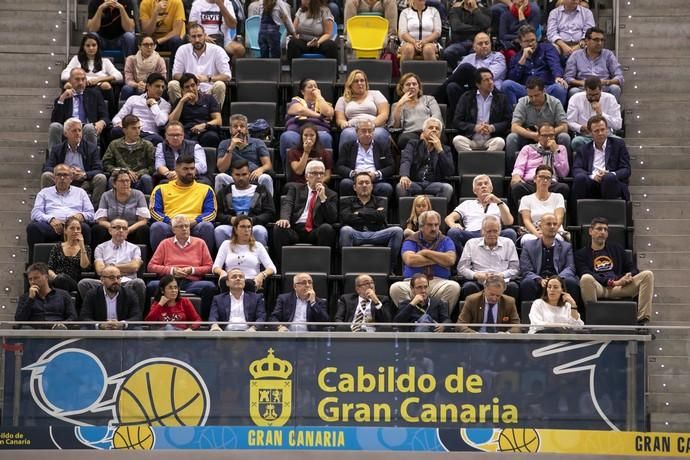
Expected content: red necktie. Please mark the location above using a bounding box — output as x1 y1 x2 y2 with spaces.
304 190 318 232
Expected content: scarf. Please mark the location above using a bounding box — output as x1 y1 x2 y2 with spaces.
509 2 532 19
134 50 161 82
532 143 554 170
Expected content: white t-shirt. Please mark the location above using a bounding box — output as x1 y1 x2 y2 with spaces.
518 192 565 229
189 0 236 38
528 299 583 334
452 200 502 232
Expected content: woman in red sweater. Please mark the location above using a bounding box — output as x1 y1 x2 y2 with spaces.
145 275 201 330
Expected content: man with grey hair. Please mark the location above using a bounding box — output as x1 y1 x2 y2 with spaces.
77 218 146 308
271 272 330 332
49 67 109 150
273 160 338 266
397 117 454 203
457 214 519 300
215 114 274 196
446 174 516 254
42 118 107 207
389 210 461 309
456 274 521 333
336 119 394 198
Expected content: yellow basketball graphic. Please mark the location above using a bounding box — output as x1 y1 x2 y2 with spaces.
497 428 541 452
116 361 209 427
112 424 155 450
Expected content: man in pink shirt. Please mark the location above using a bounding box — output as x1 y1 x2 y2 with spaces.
509 122 570 209
147 215 216 319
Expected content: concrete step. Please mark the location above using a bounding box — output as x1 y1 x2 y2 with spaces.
0 247 28 265
634 235 690 252
649 412 690 433
647 393 690 413
645 269 690 287
620 79 690 96
2 163 43 183
634 219 690 236
0 30 66 47
635 253 690 271
624 65 690 81
0 73 61 88
652 327 690 340
624 122 690 138
619 15 690 35
647 339 690 357
0 146 47 164
632 202 690 220
0 134 48 149
0 44 67 55
647 356 690 375
652 305 690 323
649 374 690 394
620 0 689 15
629 150 690 169
0 0 70 11
0 117 50 132
0 193 36 212
630 170 690 186
0 211 32 232
618 37 690 57
621 137 690 147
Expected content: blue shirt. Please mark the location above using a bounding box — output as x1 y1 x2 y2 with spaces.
217 137 268 171
31 186 95 223
459 52 507 89
402 235 455 279
507 43 564 86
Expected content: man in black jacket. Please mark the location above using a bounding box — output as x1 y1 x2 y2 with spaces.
575 217 654 324
452 67 511 152
42 118 107 206
49 68 109 150
79 265 143 329
336 274 393 332
336 120 394 198
214 160 275 249
444 0 492 69
340 172 403 273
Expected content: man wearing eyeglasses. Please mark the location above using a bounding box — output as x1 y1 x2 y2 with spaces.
79 265 143 329
272 160 337 267
510 122 570 209
336 274 393 332
271 273 329 332
77 218 146 308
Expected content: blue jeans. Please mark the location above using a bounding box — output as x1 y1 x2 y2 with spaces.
396 181 454 203
502 80 567 108
92 31 136 58
120 85 144 101
279 130 333 165
339 127 390 152
214 172 274 197
214 224 269 249
339 225 404 273
259 23 281 58
149 221 215 253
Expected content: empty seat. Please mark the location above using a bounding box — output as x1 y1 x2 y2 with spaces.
341 246 391 275
399 61 448 95
234 58 281 82
576 199 627 226
236 81 280 103
291 59 338 85
586 301 638 326
457 150 505 176
32 243 54 264
281 246 332 274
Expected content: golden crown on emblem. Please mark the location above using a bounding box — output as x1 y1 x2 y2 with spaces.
249 348 293 379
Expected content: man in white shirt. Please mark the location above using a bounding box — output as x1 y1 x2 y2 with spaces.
567 76 622 153
270 273 330 331
167 22 232 108
112 72 171 145
209 268 266 331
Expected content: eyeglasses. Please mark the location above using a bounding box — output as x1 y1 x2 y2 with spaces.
356 281 374 287
536 175 553 180
101 275 122 280
295 280 313 285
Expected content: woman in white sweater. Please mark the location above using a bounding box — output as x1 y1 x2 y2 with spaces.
529 275 583 333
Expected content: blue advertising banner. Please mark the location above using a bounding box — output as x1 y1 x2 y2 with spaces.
0 333 647 451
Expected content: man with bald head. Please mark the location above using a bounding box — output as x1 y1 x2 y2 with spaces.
80 265 143 329
519 212 580 307
336 274 393 332
270 273 330 332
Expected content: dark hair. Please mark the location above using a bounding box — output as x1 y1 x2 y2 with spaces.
409 273 428 289
299 77 316 93
230 215 256 251
540 275 567 306
111 168 130 182
166 120 184 132
299 123 323 151
537 122 554 134
396 72 423 97
179 72 199 88
300 0 321 18
146 72 166 86
587 114 608 130
590 216 609 227
138 33 156 46
187 21 204 34
525 76 544 91
154 275 180 302
353 171 373 183
78 33 103 73
535 164 553 176
176 154 196 166
26 262 49 276
121 114 140 129
585 26 606 40
584 76 602 90
231 159 250 171
63 216 83 242
474 67 493 86
518 24 537 39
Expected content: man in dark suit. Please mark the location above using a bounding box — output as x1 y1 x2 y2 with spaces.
209 268 266 331
270 273 330 331
336 120 394 198
42 118 107 207
452 67 511 153
520 212 580 307
335 274 393 332
456 274 521 333
272 160 338 266
79 265 143 329
49 68 109 150
394 273 452 332
572 115 631 201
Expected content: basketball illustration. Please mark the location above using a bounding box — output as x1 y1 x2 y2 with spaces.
115 361 210 427
497 428 540 452
112 424 155 450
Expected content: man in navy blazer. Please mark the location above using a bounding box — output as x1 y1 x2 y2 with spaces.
394 274 451 332
519 213 581 307
49 68 110 150
270 273 330 331
572 115 630 201
336 120 394 198
209 269 266 331
79 266 143 329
